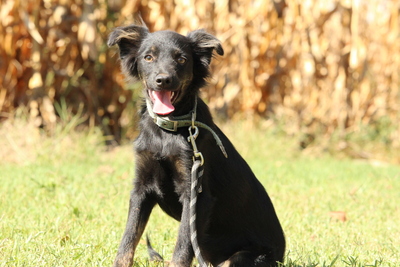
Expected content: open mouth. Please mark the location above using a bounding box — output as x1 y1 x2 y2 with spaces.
148 89 180 116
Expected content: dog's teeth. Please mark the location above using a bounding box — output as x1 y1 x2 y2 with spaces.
171 92 175 99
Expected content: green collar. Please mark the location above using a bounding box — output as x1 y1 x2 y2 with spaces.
146 98 228 158
146 98 197 132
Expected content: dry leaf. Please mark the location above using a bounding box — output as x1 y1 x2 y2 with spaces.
329 211 347 222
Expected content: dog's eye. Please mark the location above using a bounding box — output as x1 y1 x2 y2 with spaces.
144 55 153 62
177 57 186 64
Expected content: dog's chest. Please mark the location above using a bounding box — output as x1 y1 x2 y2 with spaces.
135 128 193 205
135 127 190 159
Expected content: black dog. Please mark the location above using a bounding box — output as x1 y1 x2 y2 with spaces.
108 22 285 267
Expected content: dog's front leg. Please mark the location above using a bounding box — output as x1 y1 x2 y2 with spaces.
113 191 155 267
170 198 194 267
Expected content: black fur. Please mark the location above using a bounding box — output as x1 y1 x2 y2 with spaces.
108 23 285 267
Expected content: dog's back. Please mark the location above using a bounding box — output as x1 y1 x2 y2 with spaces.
188 100 286 265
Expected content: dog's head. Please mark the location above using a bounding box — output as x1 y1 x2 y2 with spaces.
108 24 224 116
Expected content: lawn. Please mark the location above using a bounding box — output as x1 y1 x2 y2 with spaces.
1 119 399 266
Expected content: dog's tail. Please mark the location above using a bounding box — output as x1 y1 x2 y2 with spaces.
146 234 164 262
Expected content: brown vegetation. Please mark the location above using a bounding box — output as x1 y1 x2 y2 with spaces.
1 0 399 148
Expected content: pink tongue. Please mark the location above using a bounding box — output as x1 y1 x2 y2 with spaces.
150 90 175 115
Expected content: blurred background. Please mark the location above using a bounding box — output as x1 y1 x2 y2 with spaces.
1 0 399 157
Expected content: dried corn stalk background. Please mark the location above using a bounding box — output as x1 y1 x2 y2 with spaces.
1 0 399 146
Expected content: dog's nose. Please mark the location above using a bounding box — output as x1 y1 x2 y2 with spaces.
155 74 172 88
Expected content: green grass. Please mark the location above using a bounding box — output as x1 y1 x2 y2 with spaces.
1 119 399 266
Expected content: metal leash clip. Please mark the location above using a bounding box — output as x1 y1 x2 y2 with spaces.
188 111 204 166
188 125 204 166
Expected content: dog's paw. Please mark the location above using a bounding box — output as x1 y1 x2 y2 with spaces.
166 262 191 267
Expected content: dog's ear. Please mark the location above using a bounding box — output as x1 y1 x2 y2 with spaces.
108 24 149 60
187 29 224 67
108 24 149 78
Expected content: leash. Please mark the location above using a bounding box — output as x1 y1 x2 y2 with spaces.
147 98 228 267
189 161 207 267
187 113 207 267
